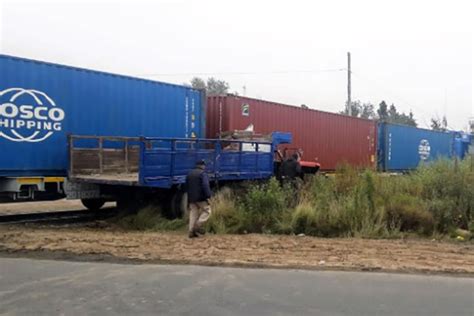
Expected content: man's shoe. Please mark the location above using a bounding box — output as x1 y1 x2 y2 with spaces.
188 231 199 238
196 227 206 235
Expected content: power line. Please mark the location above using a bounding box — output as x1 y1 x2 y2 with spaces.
140 65 454 129
138 68 346 77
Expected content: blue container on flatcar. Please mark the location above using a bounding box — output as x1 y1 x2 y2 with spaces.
453 132 472 160
0 54 205 177
377 122 454 171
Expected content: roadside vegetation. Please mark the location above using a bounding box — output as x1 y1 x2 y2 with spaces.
111 206 186 231
112 158 474 240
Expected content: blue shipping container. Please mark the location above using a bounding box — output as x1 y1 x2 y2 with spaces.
453 132 472 160
377 122 454 171
0 54 205 177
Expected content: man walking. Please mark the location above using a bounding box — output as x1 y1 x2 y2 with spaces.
186 160 212 238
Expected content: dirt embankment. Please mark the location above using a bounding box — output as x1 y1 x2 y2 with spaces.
0 225 473 275
0 199 115 215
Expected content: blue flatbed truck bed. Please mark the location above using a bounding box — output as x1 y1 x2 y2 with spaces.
66 132 292 215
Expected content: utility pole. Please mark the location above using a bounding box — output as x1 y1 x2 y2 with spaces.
347 52 352 116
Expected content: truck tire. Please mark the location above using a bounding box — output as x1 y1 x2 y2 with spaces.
166 190 187 219
174 191 188 219
81 198 106 211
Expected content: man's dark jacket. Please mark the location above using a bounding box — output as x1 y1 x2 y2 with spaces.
280 158 302 179
186 167 212 203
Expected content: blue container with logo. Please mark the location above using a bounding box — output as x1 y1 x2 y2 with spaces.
377 122 454 171
0 54 205 177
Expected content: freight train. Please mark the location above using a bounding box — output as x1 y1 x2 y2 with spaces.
1 54 472 212
206 95 472 172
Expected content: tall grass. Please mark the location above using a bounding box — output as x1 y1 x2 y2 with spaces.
207 187 243 234
111 157 473 239
210 158 474 238
111 205 186 231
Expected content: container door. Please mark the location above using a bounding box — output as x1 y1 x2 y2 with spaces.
376 123 387 171
185 90 202 138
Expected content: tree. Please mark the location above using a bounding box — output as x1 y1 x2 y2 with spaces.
402 111 417 127
342 100 416 126
190 77 230 95
341 101 376 119
341 100 360 117
376 101 416 126
396 112 417 127
431 116 448 131
341 101 362 118
190 77 206 90
377 101 389 121
388 104 398 121
431 118 442 131
206 77 229 95
442 116 448 130
360 103 375 119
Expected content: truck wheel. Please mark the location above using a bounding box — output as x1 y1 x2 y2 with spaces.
170 191 187 219
81 198 106 211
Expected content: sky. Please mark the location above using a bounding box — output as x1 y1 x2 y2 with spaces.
0 0 472 130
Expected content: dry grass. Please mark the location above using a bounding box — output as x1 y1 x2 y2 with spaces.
109 158 474 240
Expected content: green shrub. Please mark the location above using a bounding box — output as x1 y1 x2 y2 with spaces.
416 159 473 231
469 221 474 234
109 157 474 239
111 205 186 231
240 178 287 233
334 163 359 196
385 193 433 234
290 202 317 235
207 187 243 234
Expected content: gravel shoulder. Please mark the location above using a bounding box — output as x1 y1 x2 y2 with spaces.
0 225 472 275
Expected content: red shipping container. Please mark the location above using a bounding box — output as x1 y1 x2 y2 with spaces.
206 95 377 171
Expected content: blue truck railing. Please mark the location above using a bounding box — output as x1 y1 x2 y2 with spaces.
139 132 292 188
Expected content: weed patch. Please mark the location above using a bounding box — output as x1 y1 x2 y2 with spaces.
110 158 474 240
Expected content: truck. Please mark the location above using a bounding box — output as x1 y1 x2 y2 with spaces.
66 132 292 217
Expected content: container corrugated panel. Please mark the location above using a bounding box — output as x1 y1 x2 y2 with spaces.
207 95 377 171
454 132 473 159
0 54 205 176
377 122 454 171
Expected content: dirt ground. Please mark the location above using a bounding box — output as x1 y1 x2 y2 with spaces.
0 199 115 215
0 224 472 275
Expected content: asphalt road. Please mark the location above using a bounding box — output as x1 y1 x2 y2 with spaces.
0 258 473 316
